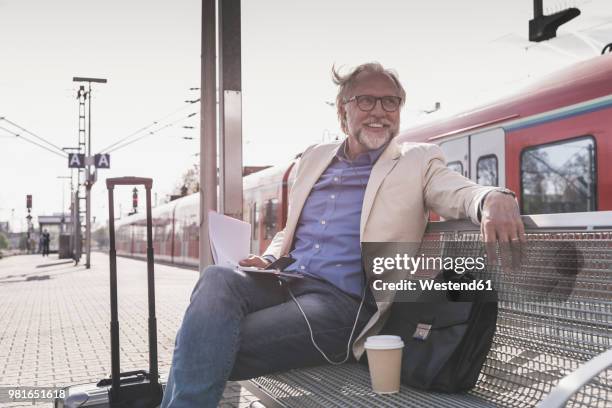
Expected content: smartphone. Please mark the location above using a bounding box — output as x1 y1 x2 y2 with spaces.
265 256 296 271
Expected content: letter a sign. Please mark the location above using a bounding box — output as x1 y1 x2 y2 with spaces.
68 153 85 168
95 153 110 169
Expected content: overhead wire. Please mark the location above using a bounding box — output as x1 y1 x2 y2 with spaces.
97 100 199 153
0 117 66 155
0 125 67 159
104 111 198 154
1 99 199 158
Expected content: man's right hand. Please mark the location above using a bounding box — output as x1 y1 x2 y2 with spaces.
238 255 270 269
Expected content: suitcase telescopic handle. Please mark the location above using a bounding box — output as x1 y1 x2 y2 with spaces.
106 177 159 400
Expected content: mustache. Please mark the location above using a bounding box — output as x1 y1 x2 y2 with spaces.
364 119 393 126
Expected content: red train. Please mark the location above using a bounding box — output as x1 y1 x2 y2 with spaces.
115 53 612 266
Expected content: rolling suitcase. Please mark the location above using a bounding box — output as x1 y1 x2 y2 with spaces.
55 177 164 408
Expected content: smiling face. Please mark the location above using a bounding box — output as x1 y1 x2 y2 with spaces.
340 71 402 158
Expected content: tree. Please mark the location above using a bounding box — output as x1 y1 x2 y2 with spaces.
175 163 200 196
19 234 28 250
0 232 8 257
92 226 109 250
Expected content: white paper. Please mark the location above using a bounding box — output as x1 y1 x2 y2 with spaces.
208 210 251 268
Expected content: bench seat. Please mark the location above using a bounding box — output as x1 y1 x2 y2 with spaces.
245 364 496 408
244 213 612 408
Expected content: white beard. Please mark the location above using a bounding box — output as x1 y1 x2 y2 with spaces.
356 127 396 150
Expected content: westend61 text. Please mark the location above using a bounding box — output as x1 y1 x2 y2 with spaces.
372 279 493 292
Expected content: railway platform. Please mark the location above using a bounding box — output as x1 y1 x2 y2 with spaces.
0 253 259 407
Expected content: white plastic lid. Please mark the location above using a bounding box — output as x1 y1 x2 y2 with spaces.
364 335 404 350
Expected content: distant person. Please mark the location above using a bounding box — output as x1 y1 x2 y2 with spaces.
42 230 50 257
38 234 44 254
161 62 524 407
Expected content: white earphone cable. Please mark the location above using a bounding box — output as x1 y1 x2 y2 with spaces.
286 281 366 365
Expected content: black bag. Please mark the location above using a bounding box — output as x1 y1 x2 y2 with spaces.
380 270 498 393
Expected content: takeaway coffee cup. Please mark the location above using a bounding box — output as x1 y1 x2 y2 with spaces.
364 335 404 394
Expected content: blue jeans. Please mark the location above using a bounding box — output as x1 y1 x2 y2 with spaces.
161 266 373 407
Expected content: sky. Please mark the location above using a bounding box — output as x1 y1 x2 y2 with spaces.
1 0 611 231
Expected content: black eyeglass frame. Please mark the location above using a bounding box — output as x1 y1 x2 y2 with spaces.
344 95 402 112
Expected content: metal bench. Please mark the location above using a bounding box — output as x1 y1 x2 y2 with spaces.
242 212 612 408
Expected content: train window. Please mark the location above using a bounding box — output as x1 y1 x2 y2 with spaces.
520 136 596 214
251 202 259 240
134 223 145 241
154 223 164 240
447 161 463 174
263 199 278 240
476 155 498 186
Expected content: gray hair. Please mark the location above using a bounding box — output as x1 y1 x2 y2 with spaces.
332 62 406 134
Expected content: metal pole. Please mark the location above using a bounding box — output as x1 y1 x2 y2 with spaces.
534 0 543 18
75 89 86 265
62 182 65 223
70 171 73 245
73 76 106 266
85 82 92 268
218 4 225 218
106 184 121 398
219 0 243 219
86 185 91 265
75 190 81 262
144 184 159 384
57 176 71 234
200 0 217 271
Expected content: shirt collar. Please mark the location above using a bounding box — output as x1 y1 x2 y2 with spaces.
336 139 387 165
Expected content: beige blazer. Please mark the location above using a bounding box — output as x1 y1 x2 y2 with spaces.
262 140 497 360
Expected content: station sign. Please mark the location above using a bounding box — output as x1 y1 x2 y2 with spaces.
94 153 110 169
68 153 110 169
68 153 86 168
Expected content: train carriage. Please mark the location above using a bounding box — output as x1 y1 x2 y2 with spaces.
114 53 612 266
397 52 612 215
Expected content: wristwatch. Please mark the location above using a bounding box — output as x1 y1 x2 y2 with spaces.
262 254 277 264
477 188 517 221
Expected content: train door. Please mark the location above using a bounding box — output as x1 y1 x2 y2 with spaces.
440 137 469 177
262 198 279 252
250 202 260 254
470 128 505 187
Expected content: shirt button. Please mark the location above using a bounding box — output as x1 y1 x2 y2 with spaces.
300 265 305 270
314 244 320 249
330 194 335 199
321 220 326 225
336 264 342 267
333 177 339 182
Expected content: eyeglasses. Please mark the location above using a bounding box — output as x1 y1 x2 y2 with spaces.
344 95 402 112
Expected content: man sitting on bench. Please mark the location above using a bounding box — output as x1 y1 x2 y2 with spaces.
161 62 524 408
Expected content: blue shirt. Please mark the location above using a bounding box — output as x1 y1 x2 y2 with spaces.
286 141 386 297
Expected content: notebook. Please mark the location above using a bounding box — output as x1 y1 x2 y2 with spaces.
208 211 303 278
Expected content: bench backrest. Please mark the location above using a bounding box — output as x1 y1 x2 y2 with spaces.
422 212 612 407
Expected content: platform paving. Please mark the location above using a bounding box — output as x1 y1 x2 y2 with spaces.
0 253 259 407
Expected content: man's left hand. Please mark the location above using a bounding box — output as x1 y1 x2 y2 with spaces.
480 191 525 266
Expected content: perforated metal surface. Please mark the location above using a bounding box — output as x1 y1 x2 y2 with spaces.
249 363 495 408
469 230 611 408
247 219 612 408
